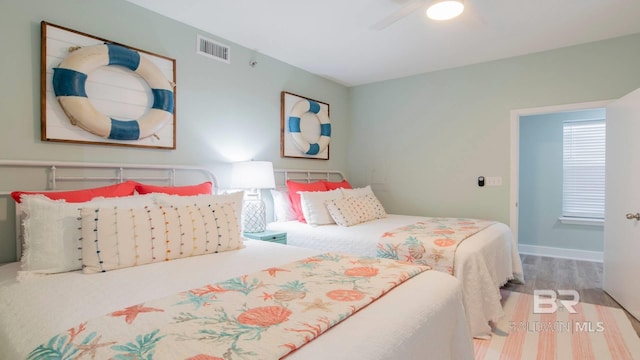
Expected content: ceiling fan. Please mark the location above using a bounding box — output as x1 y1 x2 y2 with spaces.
372 0 466 30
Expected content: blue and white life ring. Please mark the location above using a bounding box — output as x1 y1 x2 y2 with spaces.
288 99 331 155
52 43 174 141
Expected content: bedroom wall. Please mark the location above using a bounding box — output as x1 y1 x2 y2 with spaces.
348 33 640 234
0 0 349 263
519 110 605 253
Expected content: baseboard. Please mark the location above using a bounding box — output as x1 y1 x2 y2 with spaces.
518 244 603 262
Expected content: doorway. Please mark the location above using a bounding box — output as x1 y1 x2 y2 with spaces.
509 100 611 260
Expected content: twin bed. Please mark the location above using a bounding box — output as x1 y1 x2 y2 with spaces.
268 169 524 339
0 161 474 360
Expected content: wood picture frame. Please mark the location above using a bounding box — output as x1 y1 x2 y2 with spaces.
280 91 331 160
41 21 177 149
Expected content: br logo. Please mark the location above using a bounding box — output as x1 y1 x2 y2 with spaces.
533 290 580 314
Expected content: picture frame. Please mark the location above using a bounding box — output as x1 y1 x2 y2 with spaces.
41 21 177 149
280 91 331 160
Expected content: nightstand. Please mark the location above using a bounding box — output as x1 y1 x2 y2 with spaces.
243 230 287 245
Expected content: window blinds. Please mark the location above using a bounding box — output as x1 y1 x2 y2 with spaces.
562 119 606 219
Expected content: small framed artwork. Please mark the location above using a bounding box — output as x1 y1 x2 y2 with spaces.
41 21 177 149
281 91 331 160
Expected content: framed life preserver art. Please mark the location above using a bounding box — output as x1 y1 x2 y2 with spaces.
41 22 177 149
281 91 331 160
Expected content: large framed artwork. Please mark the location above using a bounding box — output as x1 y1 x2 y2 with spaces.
41 22 177 149
281 91 331 160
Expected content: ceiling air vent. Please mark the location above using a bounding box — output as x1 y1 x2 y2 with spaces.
196 35 230 64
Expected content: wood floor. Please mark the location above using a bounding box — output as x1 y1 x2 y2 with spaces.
501 254 640 337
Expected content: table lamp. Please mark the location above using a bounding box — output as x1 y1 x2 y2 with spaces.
230 161 276 233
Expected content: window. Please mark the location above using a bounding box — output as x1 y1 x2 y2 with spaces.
562 119 606 221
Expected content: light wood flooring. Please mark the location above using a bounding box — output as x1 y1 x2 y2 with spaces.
501 254 640 337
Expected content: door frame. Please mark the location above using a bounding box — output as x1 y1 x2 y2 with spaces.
509 99 613 246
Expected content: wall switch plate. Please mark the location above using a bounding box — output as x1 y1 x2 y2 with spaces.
485 176 502 186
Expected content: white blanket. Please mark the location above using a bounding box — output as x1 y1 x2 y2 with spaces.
0 240 474 360
268 214 525 338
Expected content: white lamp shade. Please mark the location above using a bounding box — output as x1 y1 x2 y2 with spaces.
427 0 464 21
230 161 276 189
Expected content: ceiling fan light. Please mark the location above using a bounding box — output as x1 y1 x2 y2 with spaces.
426 0 464 21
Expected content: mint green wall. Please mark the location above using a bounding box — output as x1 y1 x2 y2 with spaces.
0 0 349 172
519 110 605 252
348 34 640 229
0 0 349 262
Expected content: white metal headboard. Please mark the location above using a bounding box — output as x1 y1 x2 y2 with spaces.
273 169 346 189
0 160 218 263
0 160 217 195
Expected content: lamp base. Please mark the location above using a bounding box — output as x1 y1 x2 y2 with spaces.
242 198 266 233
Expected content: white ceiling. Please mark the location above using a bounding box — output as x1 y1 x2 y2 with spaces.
125 0 640 87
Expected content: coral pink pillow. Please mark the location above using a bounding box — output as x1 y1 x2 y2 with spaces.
322 180 352 190
135 181 212 195
286 180 327 222
10 180 137 203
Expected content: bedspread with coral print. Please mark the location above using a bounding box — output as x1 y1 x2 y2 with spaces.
27 253 429 360
376 218 495 275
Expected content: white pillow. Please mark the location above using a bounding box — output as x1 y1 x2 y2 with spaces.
18 194 156 280
299 189 343 226
341 185 375 198
80 202 242 273
153 192 244 229
270 189 296 222
326 194 387 227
